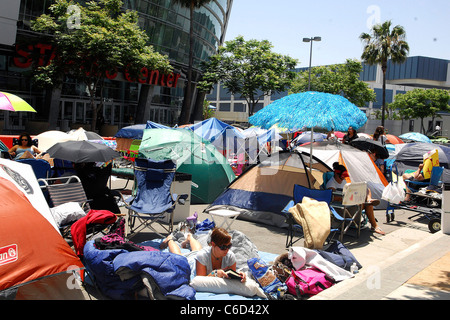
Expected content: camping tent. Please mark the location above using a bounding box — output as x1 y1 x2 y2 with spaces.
0 159 85 300
188 118 245 156
138 129 236 204
296 141 389 207
393 142 450 186
204 151 331 227
114 121 170 152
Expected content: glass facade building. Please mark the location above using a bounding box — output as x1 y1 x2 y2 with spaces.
0 0 233 134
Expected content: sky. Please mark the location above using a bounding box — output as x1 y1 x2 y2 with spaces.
224 0 450 68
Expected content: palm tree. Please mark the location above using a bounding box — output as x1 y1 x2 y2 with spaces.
174 0 213 125
360 20 409 127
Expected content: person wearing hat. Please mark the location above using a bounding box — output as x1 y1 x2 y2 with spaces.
327 163 385 235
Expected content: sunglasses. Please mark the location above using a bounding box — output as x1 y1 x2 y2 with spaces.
21 139 28 141
218 243 232 250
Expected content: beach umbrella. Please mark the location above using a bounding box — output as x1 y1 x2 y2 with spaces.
67 127 103 141
47 140 120 163
249 91 367 171
358 133 373 139
386 134 403 144
0 92 36 112
35 130 73 152
293 131 326 146
249 91 367 132
399 132 432 143
334 131 346 139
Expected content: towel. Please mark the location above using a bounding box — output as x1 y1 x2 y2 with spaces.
288 197 330 249
71 209 117 256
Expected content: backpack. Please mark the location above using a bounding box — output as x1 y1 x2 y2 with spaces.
285 267 334 298
247 257 286 300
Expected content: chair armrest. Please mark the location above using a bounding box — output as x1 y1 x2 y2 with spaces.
330 206 344 221
282 200 295 215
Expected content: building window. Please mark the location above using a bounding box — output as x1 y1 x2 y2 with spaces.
219 103 230 112
233 103 246 113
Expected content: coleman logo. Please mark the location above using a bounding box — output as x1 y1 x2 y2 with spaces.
0 244 18 266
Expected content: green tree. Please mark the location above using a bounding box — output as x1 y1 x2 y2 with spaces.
174 0 213 125
389 88 450 133
290 59 376 108
198 36 298 116
31 0 172 130
360 20 409 127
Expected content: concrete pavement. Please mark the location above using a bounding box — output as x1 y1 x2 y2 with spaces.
111 177 450 300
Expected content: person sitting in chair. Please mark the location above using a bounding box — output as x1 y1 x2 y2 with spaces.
402 163 429 202
8 132 41 160
326 163 385 235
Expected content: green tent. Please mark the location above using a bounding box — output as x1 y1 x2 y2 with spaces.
138 128 236 204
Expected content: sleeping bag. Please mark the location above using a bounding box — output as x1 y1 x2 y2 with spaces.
83 241 195 300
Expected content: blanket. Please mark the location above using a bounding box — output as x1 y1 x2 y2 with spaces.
289 246 353 282
288 197 330 249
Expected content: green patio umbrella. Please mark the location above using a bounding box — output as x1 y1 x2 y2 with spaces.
138 129 236 204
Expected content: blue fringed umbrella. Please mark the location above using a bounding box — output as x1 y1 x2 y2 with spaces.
249 91 367 132
399 132 432 144
249 92 368 172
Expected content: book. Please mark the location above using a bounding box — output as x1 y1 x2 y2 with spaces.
225 269 242 280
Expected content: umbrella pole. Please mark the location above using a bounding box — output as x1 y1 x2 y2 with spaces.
309 128 313 175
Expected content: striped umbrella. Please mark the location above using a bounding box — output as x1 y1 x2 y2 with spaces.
0 91 36 112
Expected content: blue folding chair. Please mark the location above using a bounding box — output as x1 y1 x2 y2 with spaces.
405 166 444 193
17 158 51 180
126 158 188 239
282 184 343 248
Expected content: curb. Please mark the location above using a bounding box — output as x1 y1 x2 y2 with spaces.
310 231 450 300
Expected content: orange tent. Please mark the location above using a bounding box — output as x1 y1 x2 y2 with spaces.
386 134 404 144
0 174 85 299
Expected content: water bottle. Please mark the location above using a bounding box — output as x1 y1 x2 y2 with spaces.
350 263 359 274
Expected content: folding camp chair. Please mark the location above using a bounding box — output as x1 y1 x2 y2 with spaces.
17 158 51 180
282 184 342 248
330 182 368 242
126 158 188 239
405 166 444 194
39 175 119 240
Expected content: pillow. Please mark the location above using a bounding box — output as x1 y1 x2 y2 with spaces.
190 276 266 298
50 202 86 226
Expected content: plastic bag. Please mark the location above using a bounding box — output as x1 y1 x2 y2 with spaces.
381 182 405 204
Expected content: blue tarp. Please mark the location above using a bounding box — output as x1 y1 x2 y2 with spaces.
189 118 244 143
114 121 169 140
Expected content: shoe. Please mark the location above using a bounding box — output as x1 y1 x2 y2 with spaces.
366 199 381 207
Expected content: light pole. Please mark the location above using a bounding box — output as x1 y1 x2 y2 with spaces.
303 36 321 174
303 36 321 91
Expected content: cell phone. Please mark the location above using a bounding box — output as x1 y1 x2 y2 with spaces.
225 269 242 280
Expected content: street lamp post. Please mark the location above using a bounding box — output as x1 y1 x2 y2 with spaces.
303 36 321 91
302 36 321 174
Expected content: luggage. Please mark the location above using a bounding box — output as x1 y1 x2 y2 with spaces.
285 267 334 298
